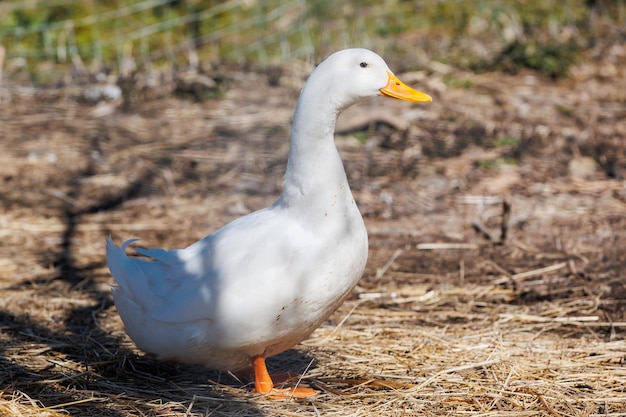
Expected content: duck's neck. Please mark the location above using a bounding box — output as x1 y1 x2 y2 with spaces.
279 87 350 207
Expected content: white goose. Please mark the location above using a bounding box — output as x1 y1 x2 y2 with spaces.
106 48 431 398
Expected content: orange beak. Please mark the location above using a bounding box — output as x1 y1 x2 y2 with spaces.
379 71 432 103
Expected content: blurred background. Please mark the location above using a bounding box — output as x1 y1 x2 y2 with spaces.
1 0 624 84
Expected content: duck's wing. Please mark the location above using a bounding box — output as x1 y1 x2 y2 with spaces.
105 237 218 323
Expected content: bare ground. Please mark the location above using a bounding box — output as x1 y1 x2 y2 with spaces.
0 41 625 416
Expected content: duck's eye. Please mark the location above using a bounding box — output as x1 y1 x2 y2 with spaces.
359 62 368 68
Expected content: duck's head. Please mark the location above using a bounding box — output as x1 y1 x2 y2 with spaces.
306 48 432 112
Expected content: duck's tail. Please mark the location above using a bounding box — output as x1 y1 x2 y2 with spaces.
106 237 171 355
106 237 185 313
105 237 142 296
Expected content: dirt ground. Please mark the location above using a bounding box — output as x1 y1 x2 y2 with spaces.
0 42 625 416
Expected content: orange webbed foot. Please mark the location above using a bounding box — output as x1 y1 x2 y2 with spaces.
251 356 316 400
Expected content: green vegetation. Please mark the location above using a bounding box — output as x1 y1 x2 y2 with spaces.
0 0 624 83
442 74 473 89
493 136 519 148
478 157 517 170
352 131 371 144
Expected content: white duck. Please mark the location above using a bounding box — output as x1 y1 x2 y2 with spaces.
106 48 431 398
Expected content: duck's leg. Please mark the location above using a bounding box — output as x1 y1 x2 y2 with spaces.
251 355 316 399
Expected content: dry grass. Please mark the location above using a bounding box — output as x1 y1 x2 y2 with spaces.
1 41 625 416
